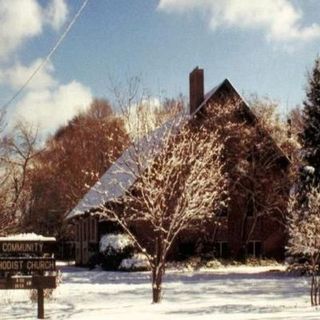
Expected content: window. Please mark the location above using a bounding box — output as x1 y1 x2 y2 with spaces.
90 217 97 242
93 218 98 242
83 220 87 242
86 219 89 241
214 242 229 259
75 222 80 241
247 198 254 217
90 217 94 242
247 241 262 258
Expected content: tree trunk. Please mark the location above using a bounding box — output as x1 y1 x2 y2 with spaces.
315 275 320 306
311 272 316 306
314 276 318 306
152 234 165 303
310 258 320 306
152 266 164 303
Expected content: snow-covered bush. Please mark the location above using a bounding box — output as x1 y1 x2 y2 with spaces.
205 259 223 269
287 187 320 305
119 253 150 271
99 233 134 271
100 233 133 254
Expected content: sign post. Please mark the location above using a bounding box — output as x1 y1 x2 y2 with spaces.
38 287 44 319
0 237 57 319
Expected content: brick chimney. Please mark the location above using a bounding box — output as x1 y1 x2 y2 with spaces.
189 67 204 115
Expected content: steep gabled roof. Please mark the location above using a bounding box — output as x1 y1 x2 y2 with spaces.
66 114 185 220
66 79 289 220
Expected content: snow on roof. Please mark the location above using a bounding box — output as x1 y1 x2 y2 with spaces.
66 115 186 220
0 233 56 241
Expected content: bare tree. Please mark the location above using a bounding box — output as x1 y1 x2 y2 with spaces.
0 109 11 231
99 121 227 303
0 120 40 235
251 96 301 164
288 106 304 143
204 96 293 259
287 187 320 306
109 75 185 139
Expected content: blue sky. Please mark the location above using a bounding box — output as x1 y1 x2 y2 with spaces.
1 0 320 133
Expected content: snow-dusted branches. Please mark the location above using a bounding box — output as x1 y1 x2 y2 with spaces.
0 120 40 235
287 187 320 258
99 118 227 302
109 76 185 140
287 187 320 305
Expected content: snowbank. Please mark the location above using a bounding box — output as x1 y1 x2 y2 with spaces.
119 253 150 271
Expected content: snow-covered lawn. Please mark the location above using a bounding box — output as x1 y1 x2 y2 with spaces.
1 264 320 320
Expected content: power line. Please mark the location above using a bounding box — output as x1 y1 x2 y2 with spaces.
1 0 90 110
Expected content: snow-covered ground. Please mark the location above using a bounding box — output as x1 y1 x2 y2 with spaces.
1 264 319 320
0 233 56 241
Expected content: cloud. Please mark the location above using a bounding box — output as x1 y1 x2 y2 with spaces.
45 0 68 31
13 80 92 134
0 1 93 135
1 57 92 134
1 59 57 90
0 0 68 60
4 58 93 134
158 0 320 43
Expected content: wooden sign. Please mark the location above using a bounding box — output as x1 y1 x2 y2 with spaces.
0 276 56 290
33 275 57 289
0 257 56 272
0 236 57 319
0 240 55 254
0 276 32 289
